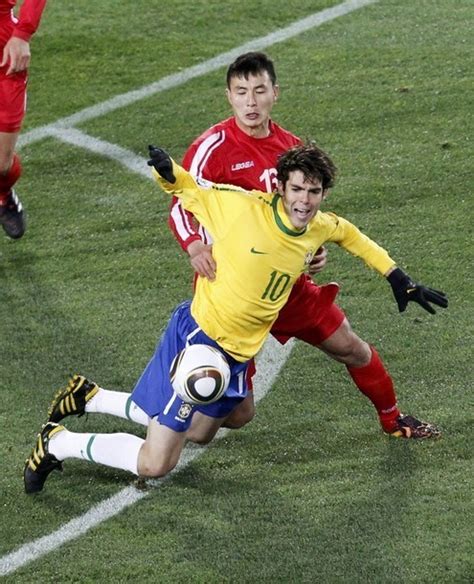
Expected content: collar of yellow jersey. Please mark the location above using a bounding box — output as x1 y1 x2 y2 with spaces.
271 194 308 237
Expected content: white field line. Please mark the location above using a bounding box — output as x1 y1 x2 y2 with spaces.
18 0 377 149
0 338 293 576
1 0 379 575
48 128 151 178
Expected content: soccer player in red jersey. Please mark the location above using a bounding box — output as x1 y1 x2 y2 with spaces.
169 52 441 439
0 0 47 239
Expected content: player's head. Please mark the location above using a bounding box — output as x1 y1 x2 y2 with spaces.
276 144 337 229
226 52 277 87
226 52 279 137
277 143 336 191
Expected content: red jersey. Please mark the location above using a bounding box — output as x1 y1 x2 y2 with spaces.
0 0 47 42
169 116 301 250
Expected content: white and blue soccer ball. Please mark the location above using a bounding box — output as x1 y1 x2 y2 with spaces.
170 344 230 405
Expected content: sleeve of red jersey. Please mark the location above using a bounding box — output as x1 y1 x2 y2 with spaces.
167 136 224 252
13 0 48 42
168 195 202 252
167 143 203 252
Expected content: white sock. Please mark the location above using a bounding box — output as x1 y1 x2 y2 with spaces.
85 388 149 427
49 428 143 475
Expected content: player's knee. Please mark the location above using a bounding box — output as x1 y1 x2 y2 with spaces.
0 160 10 175
322 320 371 367
0 152 15 175
138 453 177 478
342 335 371 366
140 460 176 478
189 433 214 446
223 401 255 429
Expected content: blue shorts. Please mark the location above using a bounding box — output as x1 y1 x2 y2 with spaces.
131 301 249 432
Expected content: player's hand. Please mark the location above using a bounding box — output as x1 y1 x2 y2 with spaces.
188 240 216 281
308 246 328 275
147 145 176 183
387 267 448 314
1 37 31 75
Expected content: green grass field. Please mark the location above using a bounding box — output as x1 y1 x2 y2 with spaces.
1 0 473 581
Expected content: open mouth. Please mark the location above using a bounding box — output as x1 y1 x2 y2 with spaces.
293 207 311 220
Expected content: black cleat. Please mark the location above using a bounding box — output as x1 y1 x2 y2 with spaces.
0 190 26 239
389 414 441 439
24 422 65 494
48 374 99 423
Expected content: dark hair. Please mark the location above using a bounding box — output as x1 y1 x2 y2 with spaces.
276 143 337 190
226 52 277 88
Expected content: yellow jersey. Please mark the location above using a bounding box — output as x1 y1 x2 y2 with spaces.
153 161 395 362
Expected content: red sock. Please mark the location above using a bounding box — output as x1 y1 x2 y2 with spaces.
0 153 22 204
347 346 400 432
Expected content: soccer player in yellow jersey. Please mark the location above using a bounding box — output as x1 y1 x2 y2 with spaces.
24 144 447 493
158 148 397 363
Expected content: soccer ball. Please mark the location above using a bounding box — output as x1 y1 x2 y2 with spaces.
170 344 230 405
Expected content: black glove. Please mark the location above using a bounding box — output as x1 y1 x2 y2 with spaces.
387 267 448 314
147 145 176 183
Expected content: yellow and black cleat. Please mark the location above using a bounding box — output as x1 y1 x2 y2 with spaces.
389 414 441 439
48 374 99 423
24 422 64 494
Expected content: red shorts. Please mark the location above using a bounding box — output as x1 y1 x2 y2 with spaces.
246 275 345 390
271 274 345 346
0 16 28 133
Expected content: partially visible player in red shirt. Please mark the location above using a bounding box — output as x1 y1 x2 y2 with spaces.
169 52 439 439
0 0 47 239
